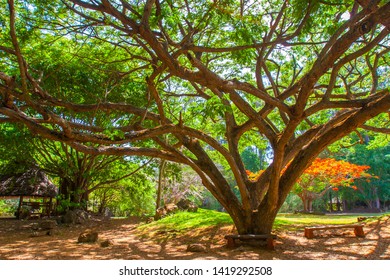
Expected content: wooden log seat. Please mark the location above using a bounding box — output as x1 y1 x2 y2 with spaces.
224 234 277 250
304 224 365 239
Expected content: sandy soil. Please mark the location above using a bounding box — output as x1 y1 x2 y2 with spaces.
0 215 389 260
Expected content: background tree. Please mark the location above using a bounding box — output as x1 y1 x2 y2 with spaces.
155 160 204 216
32 138 154 212
1 0 390 234
89 171 155 217
329 133 390 211
292 158 373 212
0 123 154 213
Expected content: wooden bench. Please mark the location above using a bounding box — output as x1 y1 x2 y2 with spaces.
304 224 365 239
225 234 277 250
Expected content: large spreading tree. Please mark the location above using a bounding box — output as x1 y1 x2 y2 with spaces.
1 0 390 234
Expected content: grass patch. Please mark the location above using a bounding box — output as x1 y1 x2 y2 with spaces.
137 209 233 237
137 209 389 235
274 214 358 231
277 214 358 225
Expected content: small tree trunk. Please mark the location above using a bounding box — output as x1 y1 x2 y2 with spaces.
336 195 341 212
80 191 89 210
16 195 23 219
98 190 107 214
342 199 348 212
308 199 313 213
329 192 333 212
302 198 309 212
373 187 380 209
155 160 166 217
375 197 380 209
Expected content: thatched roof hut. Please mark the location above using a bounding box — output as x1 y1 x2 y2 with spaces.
0 167 58 197
0 167 58 218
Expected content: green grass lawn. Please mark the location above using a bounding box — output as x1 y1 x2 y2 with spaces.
139 208 388 233
138 208 233 233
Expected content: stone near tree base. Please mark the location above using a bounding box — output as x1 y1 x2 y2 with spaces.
31 223 40 231
154 208 167 220
78 230 99 243
187 205 198 212
62 210 77 224
177 199 198 213
154 203 179 220
100 239 113 247
30 231 40 237
29 229 55 237
62 210 91 224
39 220 57 230
164 203 179 214
146 217 154 223
29 220 57 237
186 244 207 252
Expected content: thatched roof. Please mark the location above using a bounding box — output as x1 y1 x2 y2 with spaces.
0 167 58 197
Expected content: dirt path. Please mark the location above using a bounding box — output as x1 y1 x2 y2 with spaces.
0 216 389 260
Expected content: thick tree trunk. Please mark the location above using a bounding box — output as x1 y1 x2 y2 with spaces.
251 207 279 234
230 210 277 235
59 178 88 210
308 199 313 212
336 196 341 212
225 193 279 235
98 191 107 214
303 198 309 212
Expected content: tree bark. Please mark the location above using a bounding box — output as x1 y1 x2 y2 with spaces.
329 192 333 212
155 159 166 213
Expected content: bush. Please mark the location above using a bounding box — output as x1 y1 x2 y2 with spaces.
0 199 18 216
279 193 303 213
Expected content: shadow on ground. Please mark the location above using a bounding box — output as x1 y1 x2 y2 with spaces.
0 216 389 260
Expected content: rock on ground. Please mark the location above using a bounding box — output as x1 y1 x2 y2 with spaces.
78 230 98 243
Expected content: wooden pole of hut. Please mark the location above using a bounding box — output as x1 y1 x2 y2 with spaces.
17 195 24 219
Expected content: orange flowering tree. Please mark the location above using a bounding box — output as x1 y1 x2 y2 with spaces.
246 158 374 212
292 158 373 212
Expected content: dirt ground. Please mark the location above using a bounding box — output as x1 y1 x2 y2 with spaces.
0 215 389 260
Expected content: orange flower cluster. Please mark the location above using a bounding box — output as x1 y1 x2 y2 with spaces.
246 158 374 191
301 158 372 189
246 169 264 181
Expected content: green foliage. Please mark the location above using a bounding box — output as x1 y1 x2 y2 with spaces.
55 195 82 213
241 146 264 172
91 172 155 217
339 138 390 206
0 199 18 216
201 189 224 211
278 193 303 213
0 124 36 175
